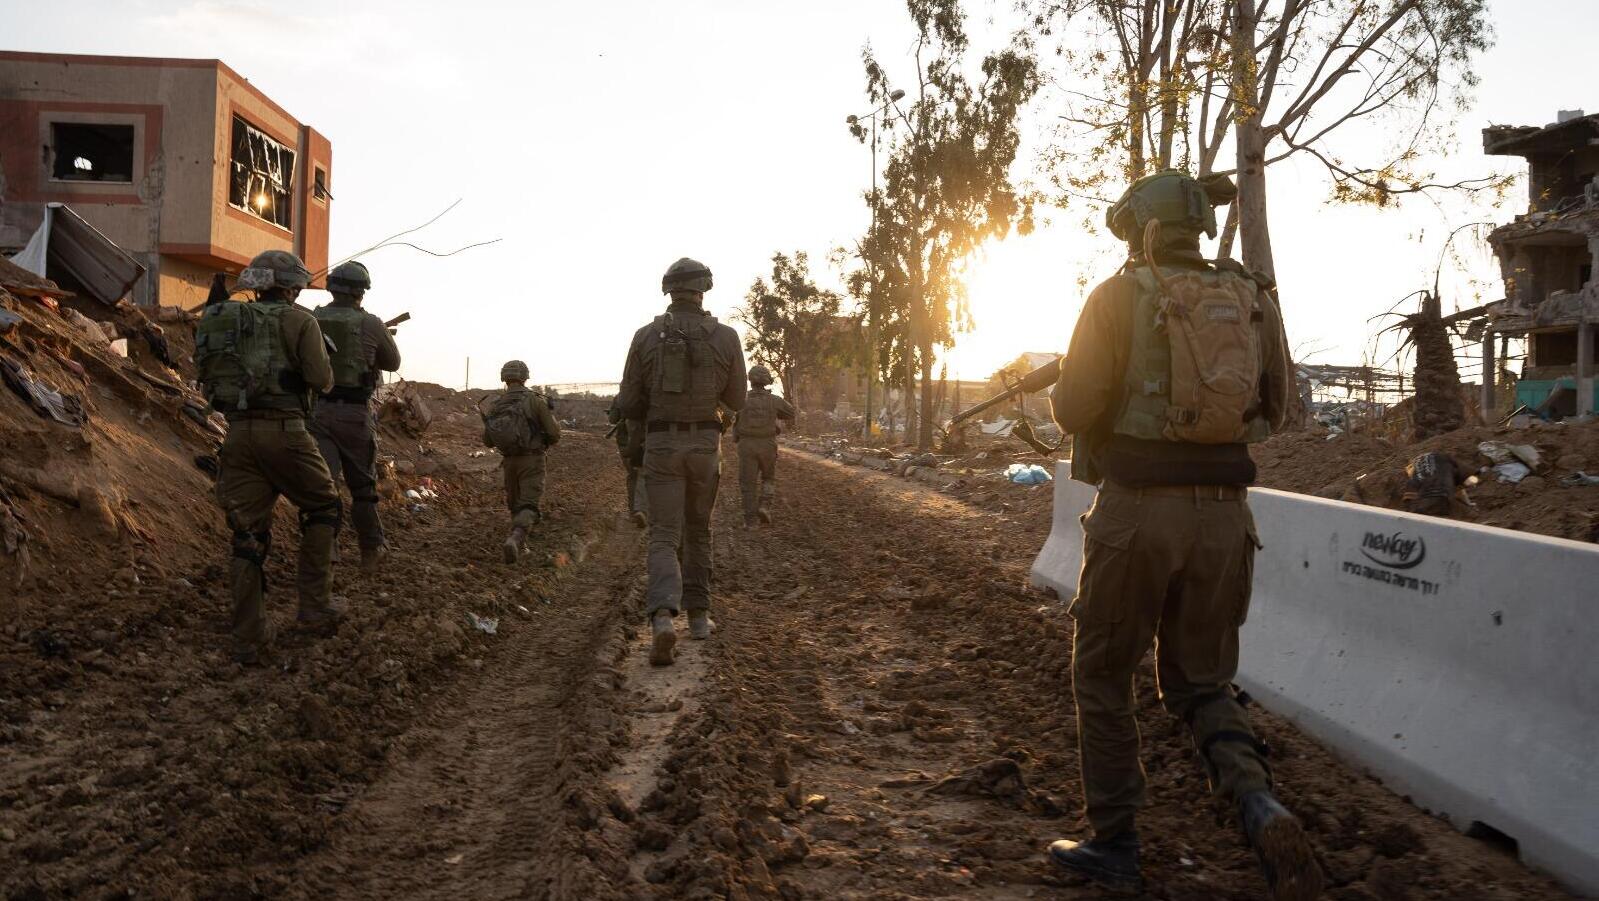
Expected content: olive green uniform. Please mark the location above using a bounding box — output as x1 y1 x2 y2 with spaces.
1051 257 1293 841
616 301 746 616
311 302 400 552
485 387 561 529
607 400 647 516
213 302 341 656
733 387 796 522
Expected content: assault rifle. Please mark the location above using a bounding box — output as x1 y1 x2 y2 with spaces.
947 356 1064 456
384 312 411 335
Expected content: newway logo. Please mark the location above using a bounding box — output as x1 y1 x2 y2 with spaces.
1360 531 1426 570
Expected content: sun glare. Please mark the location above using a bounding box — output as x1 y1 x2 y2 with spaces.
940 230 1082 380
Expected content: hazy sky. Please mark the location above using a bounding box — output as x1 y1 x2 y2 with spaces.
4 0 1592 390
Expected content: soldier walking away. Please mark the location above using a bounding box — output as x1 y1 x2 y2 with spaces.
310 261 401 573
606 399 648 528
195 250 344 665
1046 170 1320 900
482 360 561 563
733 365 795 528
616 258 746 666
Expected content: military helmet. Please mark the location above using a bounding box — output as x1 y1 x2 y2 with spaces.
500 359 530 382
1105 170 1218 242
661 257 713 294
327 260 372 294
749 365 773 386
240 249 311 291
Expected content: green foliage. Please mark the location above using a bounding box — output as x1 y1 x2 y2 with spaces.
735 251 844 409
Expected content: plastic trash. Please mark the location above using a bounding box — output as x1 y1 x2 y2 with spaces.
1479 441 1541 469
465 613 498 635
1005 463 1052 485
1560 471 1599 487
1493 462 1530 483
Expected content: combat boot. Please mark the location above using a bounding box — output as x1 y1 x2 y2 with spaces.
360 542 389 575
649 610 676 666
631 510 648 529
757 508 772 525
1046 833 1142 895
688 609 715 640
1239 790 1323 901
503 526 526 564
296 599 346 637
743 516 758 530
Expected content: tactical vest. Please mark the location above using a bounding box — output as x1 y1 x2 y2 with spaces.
313 304 374 391
484 388 544 456
1113 264 1271 444
195 300 305 415
646 310 727 423
737 390 780 439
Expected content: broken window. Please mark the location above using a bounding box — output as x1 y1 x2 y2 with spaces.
228 115 295 230
313 166 330 203
49 123 135 183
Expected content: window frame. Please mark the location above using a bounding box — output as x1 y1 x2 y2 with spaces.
227 113 296 232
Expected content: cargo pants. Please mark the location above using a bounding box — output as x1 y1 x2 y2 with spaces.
643 425 721 616
1070 482 1271 839
311 400 385 551
215 417 342 654
736 436 778 521
502 452 548 530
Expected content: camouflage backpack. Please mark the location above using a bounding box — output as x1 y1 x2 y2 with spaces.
1114 263 1269 445
484 390 541 456
195 300 304 414
736 392 780 439
313 304 373 390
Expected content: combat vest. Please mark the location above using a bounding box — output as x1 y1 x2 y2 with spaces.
646 309 727 423
484 388 544 456
313 304 375 394
736 390 781 439
1113 262 1270 444
195 300 306 415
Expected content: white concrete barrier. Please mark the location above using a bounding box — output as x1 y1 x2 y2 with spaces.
1030 461 1599 896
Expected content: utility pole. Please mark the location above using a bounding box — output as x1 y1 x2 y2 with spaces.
465 357 471 391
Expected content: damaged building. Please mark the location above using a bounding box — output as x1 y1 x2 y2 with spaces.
0 51 331 309
1482 109 1599 419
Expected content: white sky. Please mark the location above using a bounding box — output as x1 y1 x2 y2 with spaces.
4 0 1591 389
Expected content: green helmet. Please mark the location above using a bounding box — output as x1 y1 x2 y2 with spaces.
327 261 371 294
500 359 530 382
1105 170 1218 243
240 249 311 291
661 257 713 294
749 365 773 386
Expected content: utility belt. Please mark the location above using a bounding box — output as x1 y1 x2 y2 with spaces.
227 416 308 432
323 385 374 404
646 420 722 433
1101 480 1245 501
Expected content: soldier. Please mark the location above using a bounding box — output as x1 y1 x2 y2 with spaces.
482 360 561 562
616 258 746 666
310 261 401 573
606 398 648 528
732 365 795 528
1046 171 1319 900
195 250 343 665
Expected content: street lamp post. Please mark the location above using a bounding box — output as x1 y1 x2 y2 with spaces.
848 88 904 444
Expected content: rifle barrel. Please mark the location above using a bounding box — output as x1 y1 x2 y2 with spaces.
948 357 1062 427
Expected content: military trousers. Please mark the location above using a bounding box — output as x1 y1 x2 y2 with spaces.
642 426 721 616
311 399 385 550
502 451 548 530
1069 482 1271 840
214 417 341 653
736 436 778 520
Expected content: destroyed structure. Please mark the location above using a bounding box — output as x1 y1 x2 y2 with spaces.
0 51 331 309
1482 109 1599 420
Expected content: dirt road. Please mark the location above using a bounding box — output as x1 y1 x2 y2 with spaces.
1 435 1571 899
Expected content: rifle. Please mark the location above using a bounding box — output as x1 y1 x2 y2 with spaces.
384 312 411 335
949 357 1062 427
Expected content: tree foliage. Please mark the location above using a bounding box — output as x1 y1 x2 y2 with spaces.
1030 0 1500 276
853 0 1042 449
735 251 844 410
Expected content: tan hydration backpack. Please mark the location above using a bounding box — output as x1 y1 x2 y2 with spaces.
1113 222 1269 445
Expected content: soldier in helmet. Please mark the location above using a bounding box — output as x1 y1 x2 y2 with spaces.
733 365 795 528
310 261 401 573
194 250 343 665
616 258 747 666
1046 171 1319 900
482 360 561 562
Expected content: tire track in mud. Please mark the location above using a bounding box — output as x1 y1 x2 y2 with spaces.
620 447 1570 900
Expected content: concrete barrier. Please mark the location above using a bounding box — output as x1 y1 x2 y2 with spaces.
1030 461 1599 896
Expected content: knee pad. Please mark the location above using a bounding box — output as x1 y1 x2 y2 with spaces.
231 529 272 566
352 493 380 505
300 499 342 533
